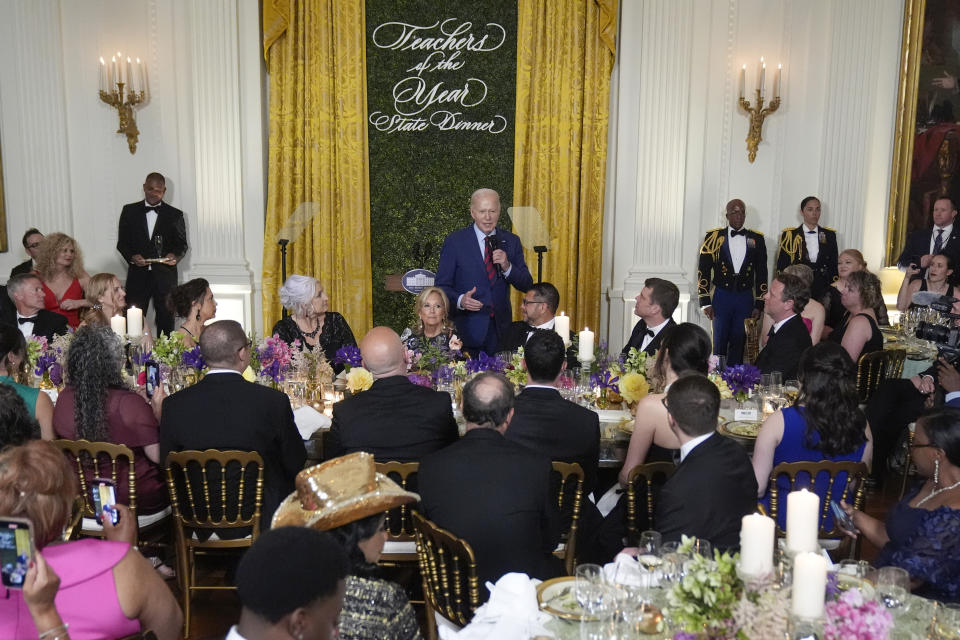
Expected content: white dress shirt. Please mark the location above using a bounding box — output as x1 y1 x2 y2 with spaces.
802 224 819 263
15 312 36 339
728 227 747 273
225 626 248 640
640 317 670 352
145 201 159 240
771 313 797 334
679 432 714 462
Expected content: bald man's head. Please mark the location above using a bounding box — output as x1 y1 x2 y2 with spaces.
200 320 249 370
359 327 407 378
461 372 514 433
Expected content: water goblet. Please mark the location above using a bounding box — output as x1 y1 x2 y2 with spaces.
876 566 912 617
688 537 713 559
637 530 662 557
575 563 605 615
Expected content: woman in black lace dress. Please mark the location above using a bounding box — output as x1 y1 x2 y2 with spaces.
273 275 356 374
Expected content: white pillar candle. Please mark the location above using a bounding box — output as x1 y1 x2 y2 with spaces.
99 57 107 92
136 58 145 95
126 57 134 93
786 488 820 554
126 307 143 338
110 315 126 337
776 63 782 98
578 327 594 362
791 551 827 619
739 513 775 577
760 61 766 99
555 312 570 345
110 56 118 88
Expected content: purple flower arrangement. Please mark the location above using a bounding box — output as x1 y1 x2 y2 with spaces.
34 352 63 386
256 334 294 383
181 345 206 371
131 349 153 367
334 345 362 370
465 352 506 375
408 373 433 388
720 364 762 401
590 368 620 390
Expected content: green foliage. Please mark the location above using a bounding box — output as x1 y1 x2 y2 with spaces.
151 332 186 369
365 0 518 330
667 537 745 638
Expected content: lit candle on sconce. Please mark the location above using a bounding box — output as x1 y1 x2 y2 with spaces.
739 64 746 100
126 57 134 92
116 52 123 83
99 57 107 93
760 60 766 99
136 58 145 96
757 56 764 92
775 63 782 98
111 55 118 87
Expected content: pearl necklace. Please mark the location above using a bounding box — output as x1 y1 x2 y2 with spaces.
916 478 960 507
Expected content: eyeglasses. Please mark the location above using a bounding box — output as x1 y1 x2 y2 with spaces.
238 340 253 353
909 443 937 450
521 299 546 306
26 242 41 250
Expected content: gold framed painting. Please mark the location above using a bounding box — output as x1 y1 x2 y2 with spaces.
886 0 960 264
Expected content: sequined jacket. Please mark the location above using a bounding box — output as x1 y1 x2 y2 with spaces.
339 575 422 640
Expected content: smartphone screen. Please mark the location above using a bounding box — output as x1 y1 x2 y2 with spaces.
0 518 34 589
92 478 119 526
145 360 160 398
830 500 857 532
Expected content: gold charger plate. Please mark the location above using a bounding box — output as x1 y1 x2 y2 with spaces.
719 420 760 439
834 573 875 599
536 576 597 621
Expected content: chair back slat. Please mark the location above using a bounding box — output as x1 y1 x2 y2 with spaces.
856 349 906 404
375 461 420 540
550 461 584 575
768 460 869 540
164 450 265 533
625 461 676 544
52 439 138 527
413 511 480 628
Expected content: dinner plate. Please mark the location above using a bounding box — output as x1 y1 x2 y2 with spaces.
719 420 760 438
536 576 597 621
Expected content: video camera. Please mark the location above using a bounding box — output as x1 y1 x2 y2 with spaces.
914 294 960 364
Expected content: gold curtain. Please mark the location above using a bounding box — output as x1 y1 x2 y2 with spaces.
261 0 372 336
513 0 617 333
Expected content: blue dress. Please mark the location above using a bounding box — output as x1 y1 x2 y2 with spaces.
874 487 960 603
760 406 866 530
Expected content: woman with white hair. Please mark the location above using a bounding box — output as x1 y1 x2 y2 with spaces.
273 275 356 374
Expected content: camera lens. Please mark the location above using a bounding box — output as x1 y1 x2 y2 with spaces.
916 322 949 343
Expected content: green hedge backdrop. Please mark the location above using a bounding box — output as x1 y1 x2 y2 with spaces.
365 0 518 331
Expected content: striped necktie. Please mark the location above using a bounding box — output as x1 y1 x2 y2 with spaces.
484 237 497 283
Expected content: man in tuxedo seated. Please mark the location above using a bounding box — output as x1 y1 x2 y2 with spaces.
10 228 43 278
656 374 757 550
621 277 678 357
159 320 306 531
325 326 458 462
754 273 812 380
499 282 562 352
7 273 68 341
436 188 533 355
897 197 960 282
418 372 562 593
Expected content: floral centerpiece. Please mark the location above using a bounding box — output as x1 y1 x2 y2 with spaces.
181 345 207 372
255 334 294 385
667 535 893 640
334 345 362 372
25 336 47 373
504 347 527 389
345 366 373 393
152 332 187 369
465 351 507 375
719 364 762 403
290 343 334 385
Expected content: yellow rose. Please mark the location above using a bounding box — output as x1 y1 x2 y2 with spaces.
346 367 374 393
707 372 734 399
618 372 650 404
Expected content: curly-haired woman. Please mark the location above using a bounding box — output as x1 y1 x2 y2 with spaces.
51 326 168 516
35 232 91 328
753 342 872 528
167 278 216 347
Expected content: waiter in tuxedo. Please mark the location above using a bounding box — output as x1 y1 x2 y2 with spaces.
621 277 678 357
117 172 188 335
697 199 767 364
775 196 838 299
437 188 533 354
897 197 960 283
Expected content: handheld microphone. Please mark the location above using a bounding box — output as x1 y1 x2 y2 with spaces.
486 234 503 276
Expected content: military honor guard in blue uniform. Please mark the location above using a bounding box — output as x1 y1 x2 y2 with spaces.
698 199 768 364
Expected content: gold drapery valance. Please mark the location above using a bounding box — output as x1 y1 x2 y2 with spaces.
261 0 372 337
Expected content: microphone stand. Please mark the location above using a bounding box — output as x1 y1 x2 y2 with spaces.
278 239 289 319
534 246 548 283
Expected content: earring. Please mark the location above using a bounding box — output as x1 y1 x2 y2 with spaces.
196 310 201 322
934 458 941 488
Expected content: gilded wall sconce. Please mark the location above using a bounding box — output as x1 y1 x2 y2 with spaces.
738 57 782 163
98 53 147 154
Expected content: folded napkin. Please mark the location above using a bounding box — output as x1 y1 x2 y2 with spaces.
293 405 331 439
604 552 659 588
439 573 554 640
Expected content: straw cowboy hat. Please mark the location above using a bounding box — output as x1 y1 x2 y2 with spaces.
271 452 419 530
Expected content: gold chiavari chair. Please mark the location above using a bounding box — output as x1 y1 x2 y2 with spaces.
164 450 264 638
375 461 421 564
551 461 584 575
856 348 906 404
413 511 481 640
625 461 677 544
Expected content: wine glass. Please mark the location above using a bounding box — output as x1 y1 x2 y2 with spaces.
575 563 605 615
153 234 164 260
875 566 912 617
688 537 712 558
637 530 662 557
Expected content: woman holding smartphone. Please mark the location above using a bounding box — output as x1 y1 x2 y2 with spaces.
0 440 183 639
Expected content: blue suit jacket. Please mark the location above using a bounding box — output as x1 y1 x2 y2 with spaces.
436 225 533 350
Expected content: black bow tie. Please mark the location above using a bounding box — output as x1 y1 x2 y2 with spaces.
145 203 160 209
730 229 746 237
806 229 817 234
18 316 37 324
644 328 655 337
